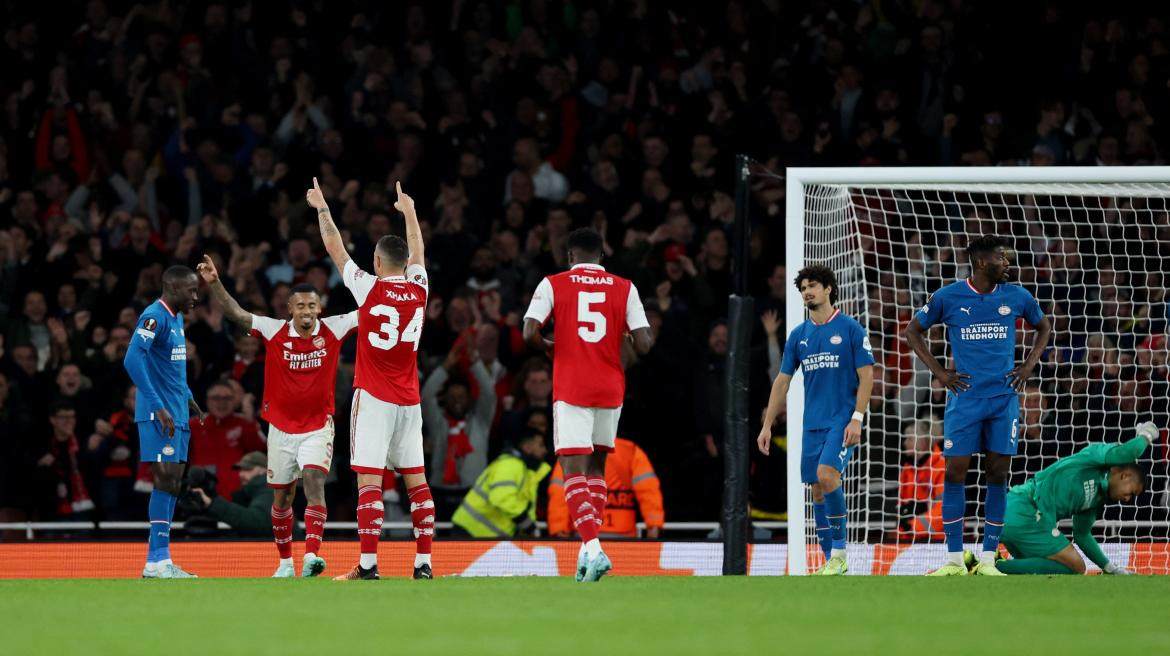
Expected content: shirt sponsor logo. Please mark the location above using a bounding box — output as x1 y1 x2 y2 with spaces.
285 348 327 370
801 352 841 371
830 335 843 345
958 323 1008 341
998 305 1012 316
170 345 187 361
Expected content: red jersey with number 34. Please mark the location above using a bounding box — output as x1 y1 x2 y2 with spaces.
524 263 649 407
343 260 428 405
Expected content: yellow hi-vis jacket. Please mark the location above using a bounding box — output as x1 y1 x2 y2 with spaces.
452 452 551 538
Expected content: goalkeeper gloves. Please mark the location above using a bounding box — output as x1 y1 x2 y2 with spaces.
1135 421 1161 446
1103 561 1132 575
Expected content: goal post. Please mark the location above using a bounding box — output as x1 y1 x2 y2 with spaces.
785 166 1170 576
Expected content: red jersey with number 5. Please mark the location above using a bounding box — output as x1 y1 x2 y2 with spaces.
524 263 649 407
343 260 428 405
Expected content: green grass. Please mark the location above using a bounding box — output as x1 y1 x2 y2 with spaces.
3 577 1168 655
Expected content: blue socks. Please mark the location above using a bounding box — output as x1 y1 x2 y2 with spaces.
983 482 1006 554
813 501 832 559
824 487 847 553
942 481 965 555
147 489 176 564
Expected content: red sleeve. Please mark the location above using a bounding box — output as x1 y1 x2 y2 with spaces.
34 110 53 172
546 96 579 172
64 109 90 181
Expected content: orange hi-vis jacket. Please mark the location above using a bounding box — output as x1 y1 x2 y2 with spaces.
896 445 945 541
548 437 664 537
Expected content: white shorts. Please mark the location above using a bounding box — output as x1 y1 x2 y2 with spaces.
552 401 621 456
349 389 425 475
266 418 334 487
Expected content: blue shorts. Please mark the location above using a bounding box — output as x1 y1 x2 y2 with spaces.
942 393 1020 457
801 416 854 485
138 421 191 463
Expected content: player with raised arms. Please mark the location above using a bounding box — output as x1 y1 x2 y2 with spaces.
197 254 357 578
523 227 653 582
758 265 875 575
308 178 435 581
123 265 206 578
904 235 1052 575
997 422 1158 575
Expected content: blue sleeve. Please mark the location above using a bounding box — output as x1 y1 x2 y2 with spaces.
853 321 876 367
1020 288 1044 326
914 289 944 329
779 328 800 376
123 311 163 412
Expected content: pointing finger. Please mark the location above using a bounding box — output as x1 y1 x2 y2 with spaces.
313 177 320 191
396 180 402 195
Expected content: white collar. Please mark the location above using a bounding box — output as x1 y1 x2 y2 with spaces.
571 263 605 271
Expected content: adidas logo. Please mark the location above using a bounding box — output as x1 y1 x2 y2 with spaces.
373 518 383 526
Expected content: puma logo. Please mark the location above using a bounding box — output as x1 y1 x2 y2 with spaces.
799 339 809 347
960 307 971 315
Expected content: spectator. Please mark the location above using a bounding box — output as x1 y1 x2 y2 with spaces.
451 429 551 538
187 381 265 500
503 138 568 204
189 451 276 538
894 419 945 543
32 402 94 519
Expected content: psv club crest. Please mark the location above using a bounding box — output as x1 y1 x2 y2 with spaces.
997 305 1011 316
313 336 326 349
830 335 843 345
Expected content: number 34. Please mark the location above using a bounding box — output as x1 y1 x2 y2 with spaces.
367 305 424 351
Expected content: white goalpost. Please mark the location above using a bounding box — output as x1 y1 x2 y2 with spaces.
784 166 1170 576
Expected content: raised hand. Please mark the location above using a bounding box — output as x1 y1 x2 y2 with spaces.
306 177 328 209
196 254 219 284
760 310 781 336
393 180 415 216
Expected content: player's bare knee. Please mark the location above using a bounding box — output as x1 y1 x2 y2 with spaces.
816 466 841 492
301 470 326 505
587 452 607 476
273 488 294 509
943 457 969 484
809 483 824 503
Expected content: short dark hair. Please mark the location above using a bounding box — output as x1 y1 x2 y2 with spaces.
163 265 196 286
566 228 603 260
516 428 546 446
965 235 1011 261
289 283 320 297
793 264 838 304
48 400 76 416
376 234 409 267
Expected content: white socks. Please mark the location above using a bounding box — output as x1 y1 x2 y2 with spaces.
980 551 997 567
414 553 432 568
830 548 846 560
584 538 601 559
279 557 292 568
948 552 965 566
359 553 378 569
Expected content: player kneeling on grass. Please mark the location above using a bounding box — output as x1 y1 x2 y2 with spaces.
198 254 357 578
995 422 1158 575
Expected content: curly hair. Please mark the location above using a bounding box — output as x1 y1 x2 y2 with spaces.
965 234 1011 261
793 264 838 304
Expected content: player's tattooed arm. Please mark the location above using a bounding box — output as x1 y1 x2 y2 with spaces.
196 254 253 332
306 177 352 273
394 181 425 268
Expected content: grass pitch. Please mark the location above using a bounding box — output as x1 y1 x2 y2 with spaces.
3 576 1168 655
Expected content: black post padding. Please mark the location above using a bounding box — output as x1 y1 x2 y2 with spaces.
722 294 754 575
722 154 754 575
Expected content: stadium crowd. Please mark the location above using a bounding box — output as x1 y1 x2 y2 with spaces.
1 1 1168 534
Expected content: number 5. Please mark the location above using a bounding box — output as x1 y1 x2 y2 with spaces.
577 292 607 343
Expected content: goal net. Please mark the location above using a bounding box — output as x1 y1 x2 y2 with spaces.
784 167 1170 575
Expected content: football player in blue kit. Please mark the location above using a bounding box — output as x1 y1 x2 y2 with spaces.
758 265 875 575
905 235 1051 575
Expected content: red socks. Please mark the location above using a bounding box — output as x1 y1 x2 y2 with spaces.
407 484 435 556
271 505 294 559
564 475 599 543
587 475 607 529
356 484 383 556
304 504 327 556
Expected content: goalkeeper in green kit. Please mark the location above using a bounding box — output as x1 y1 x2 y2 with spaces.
997 421 1159 575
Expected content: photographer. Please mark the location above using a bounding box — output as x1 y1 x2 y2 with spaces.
188 452 275 537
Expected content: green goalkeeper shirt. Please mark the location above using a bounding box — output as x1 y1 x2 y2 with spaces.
1012 436 1148 567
